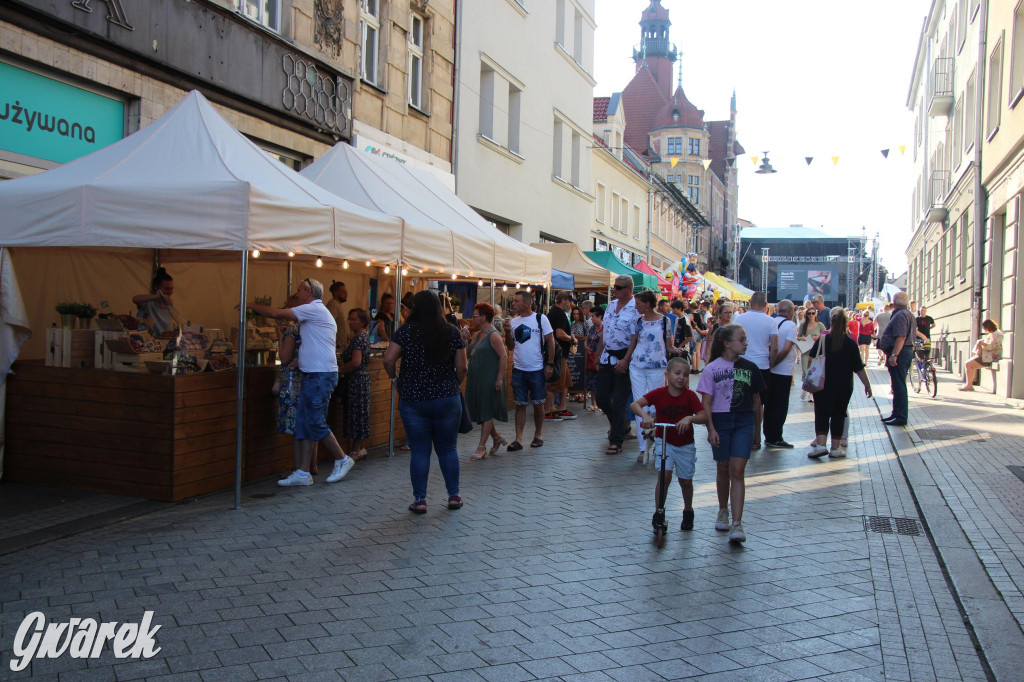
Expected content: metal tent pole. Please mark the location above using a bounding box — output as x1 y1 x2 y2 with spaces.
234 249 249 510
388 241 405 457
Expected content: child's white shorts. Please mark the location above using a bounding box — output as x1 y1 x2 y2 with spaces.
654 440 696 479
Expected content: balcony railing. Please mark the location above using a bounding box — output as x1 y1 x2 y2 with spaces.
926 170 949 222
928 57 954 117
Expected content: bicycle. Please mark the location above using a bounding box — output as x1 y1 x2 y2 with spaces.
910 341 938 398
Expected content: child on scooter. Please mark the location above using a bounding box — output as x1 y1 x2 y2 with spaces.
630 357 707 532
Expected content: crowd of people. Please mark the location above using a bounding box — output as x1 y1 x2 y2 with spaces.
237 274 1000 543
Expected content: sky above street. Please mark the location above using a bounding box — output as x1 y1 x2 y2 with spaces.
593 0 931 275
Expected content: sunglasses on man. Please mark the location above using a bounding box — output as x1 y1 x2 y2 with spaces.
613 284 632 290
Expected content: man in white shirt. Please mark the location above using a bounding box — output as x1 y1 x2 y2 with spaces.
245 277 355 486
765 299 798 449
595 276 640 454
503 290 555 450
734 291 778 449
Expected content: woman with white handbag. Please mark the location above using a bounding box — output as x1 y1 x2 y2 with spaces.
805 308 873 459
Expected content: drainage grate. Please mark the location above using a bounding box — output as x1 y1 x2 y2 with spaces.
915 427 984 441
865 516 923 536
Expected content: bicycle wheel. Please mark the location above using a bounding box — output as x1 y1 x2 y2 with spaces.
910 363 922 393
928 366 938 398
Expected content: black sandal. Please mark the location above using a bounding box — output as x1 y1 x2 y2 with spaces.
530 438 543 448
408 500 427 514
605 444 622 454
506 440 524 452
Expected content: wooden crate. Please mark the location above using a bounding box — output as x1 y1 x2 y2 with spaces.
110 351 164 372
45 329 96 368
93 331 121 370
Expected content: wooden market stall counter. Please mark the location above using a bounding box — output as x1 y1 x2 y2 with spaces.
5 358 406 502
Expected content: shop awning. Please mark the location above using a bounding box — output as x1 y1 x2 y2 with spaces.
0 91 403 257
302 143 551 284
530 243 614 289
551 269 575 290
634 260 673 294
703 272 752 302
584 251 659 291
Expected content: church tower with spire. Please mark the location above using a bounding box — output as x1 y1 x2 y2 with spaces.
632 0 677 101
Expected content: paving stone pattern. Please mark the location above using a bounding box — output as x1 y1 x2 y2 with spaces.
875 366 1024 634
0 382 989 681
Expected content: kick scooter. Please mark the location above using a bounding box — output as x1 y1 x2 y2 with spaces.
651 422 676 548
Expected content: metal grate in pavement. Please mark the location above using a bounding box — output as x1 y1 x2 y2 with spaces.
915 427 984 441
865 515 923 536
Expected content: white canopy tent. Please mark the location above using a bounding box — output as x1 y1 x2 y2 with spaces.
301 143 551 285
0 90 408 507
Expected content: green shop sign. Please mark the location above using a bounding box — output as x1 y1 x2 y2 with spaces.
0 61 125 164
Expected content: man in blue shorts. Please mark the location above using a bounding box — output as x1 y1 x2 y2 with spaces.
245 277 355 486
503 290 555 451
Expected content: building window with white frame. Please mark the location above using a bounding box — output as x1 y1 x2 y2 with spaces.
241 0 280 31
571 130 582 187
688 138 700 155
408 14 425 109
667 137 681 155
611 191 621 230
508 84 521 154
552 118 564 178
361 0 383 85
596 183 606 222
573 8 584 63
965 73 976 151
479 64 495 140
689 186 699 204
1010 3 1024 107
987 36 1004 138
633 205 641 238
555 0 565 46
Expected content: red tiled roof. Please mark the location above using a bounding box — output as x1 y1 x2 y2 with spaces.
642 0 670 22
593 97 610 122
654 87 704 130
621 66 669 155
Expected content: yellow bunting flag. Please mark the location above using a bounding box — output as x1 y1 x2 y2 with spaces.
751 155 759 166
702 159 712 170
670 157 679 168
898 145 906 155
832 156 840 165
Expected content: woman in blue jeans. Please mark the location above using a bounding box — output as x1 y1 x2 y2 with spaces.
383 290 468 513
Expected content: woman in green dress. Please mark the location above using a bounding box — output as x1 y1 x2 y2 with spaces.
465 302 508 459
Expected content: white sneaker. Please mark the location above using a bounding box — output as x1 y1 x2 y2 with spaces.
729 521 746 542
326 457 354 483
829 447 847 459
715 508 730 531
807 444 828 459
278 470 312 487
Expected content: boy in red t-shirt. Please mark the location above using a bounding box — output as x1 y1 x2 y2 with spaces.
630 357 708 530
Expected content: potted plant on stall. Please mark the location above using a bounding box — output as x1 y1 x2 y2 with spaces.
75 302 97 329
55 301 78 330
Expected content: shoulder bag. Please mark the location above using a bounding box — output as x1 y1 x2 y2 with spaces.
801 333 828 394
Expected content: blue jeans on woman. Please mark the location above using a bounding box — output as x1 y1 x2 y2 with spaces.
399 394 461 502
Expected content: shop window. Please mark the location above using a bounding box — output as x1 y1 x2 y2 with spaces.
361 0 382 85
408 14 425 109
241 0 280 31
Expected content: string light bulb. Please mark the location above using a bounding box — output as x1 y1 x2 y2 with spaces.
342 260 349 269
402 268 409 276
287 251 295 258
315 257 323 268
478 279 484 286
384 265 391 275
251 249 260 258
526 286 532 293
502 284 508 292
451 273 458 280
365 260 371 267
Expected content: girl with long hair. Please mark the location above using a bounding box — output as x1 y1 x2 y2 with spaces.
696 324 766 543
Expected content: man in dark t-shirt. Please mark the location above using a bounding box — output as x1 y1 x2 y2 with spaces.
545 292 576 420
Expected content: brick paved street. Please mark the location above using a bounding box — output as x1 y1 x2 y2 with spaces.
0 373 1014 681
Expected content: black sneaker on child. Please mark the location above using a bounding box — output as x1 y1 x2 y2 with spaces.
681 509 694 531
766 440 795 449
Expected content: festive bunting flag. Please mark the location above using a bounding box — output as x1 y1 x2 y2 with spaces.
751 155 759 166
702 159 712 170
832 156 840 165
881 149 890 158
899 145 906 154
670 157 679 168
805 157 813 165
